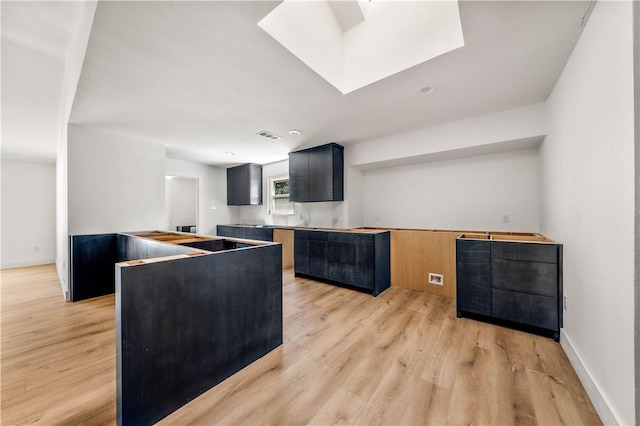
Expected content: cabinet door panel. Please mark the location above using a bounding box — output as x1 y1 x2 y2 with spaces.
289 151 309 202
331 146 344 201
492 289 558 331
226 167 240 205
328 262 355 285
327 242 355 264
354 234 374 288
309 241 328 278
294 238 310 275
216 225 228 237
308 146 334 202
492 259 557 297
456 240 492 316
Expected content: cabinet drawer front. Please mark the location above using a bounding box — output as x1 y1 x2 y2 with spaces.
492 259 558 297
245 229 272 241
492 289 558 331
295 230 328 241
327 242 355 264
328 232 355 244
492 242 557 263
217 226 245 238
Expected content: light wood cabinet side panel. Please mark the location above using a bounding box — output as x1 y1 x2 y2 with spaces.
391 230 458 298
426 231 458 298
390 230 430 292
273 229 294 269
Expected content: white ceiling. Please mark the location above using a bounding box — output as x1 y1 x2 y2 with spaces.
258 1 465 94
1 1 83 162
3 1 592 166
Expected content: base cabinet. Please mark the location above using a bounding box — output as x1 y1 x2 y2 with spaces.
216 225 273 242
455 239 491 317
456 237 563 340
294 230 390 296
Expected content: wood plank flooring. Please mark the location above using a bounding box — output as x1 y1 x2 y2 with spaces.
1 264 601 425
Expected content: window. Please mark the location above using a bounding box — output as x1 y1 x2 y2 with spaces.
268 176 294 215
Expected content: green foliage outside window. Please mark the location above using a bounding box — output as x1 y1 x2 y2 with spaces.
274 180 289 195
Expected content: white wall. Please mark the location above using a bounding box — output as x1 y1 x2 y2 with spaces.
68 126 166 235
348 102 546 169
55 1 97 297
165 158 231 235
1 159 56 269
361 148 540 231
540 2 635 424
232 159 345 229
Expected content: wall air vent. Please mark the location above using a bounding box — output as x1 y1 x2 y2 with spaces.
257 131 282 141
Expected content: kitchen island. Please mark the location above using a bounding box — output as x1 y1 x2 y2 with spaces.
71 231 283 426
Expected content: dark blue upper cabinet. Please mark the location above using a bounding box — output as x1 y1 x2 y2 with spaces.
288 143 343 202
227 163 262 205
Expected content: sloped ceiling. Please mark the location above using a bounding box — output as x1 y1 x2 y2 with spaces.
3 1 593 166
1 1 83 162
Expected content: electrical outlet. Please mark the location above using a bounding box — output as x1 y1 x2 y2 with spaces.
501 215 510 223
428 273 444 286
374 214 381 222
564 295 567 311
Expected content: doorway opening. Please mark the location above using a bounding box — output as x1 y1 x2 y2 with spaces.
165 176 198 233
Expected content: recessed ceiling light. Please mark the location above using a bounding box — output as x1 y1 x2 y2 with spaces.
225 151 235 156
419 86 435 95
288 130 302 136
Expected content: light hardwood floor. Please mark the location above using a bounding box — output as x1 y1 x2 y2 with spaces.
1 264 601 425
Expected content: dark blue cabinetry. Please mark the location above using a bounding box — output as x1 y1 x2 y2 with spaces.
294 229 390 296
226 163 262 206
456 237 563 341
216 225 273 242
288 143 343 202
455 239 492 317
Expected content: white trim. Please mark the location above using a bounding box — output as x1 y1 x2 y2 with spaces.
560 329 620 425
267 175 294 216
1 257 56 270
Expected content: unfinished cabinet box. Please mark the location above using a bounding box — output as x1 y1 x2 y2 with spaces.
456 234 563 341
227 163 262 205
288 143 343 202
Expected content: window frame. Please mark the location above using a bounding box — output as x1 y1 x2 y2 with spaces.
267 175 294 216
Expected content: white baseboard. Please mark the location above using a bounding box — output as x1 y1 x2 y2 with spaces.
560 329 620 425
1 257 55 270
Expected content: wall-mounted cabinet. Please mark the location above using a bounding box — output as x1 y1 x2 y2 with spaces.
227 163 262 205
289 143 343 202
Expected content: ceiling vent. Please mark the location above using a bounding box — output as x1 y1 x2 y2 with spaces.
257 131 282 141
